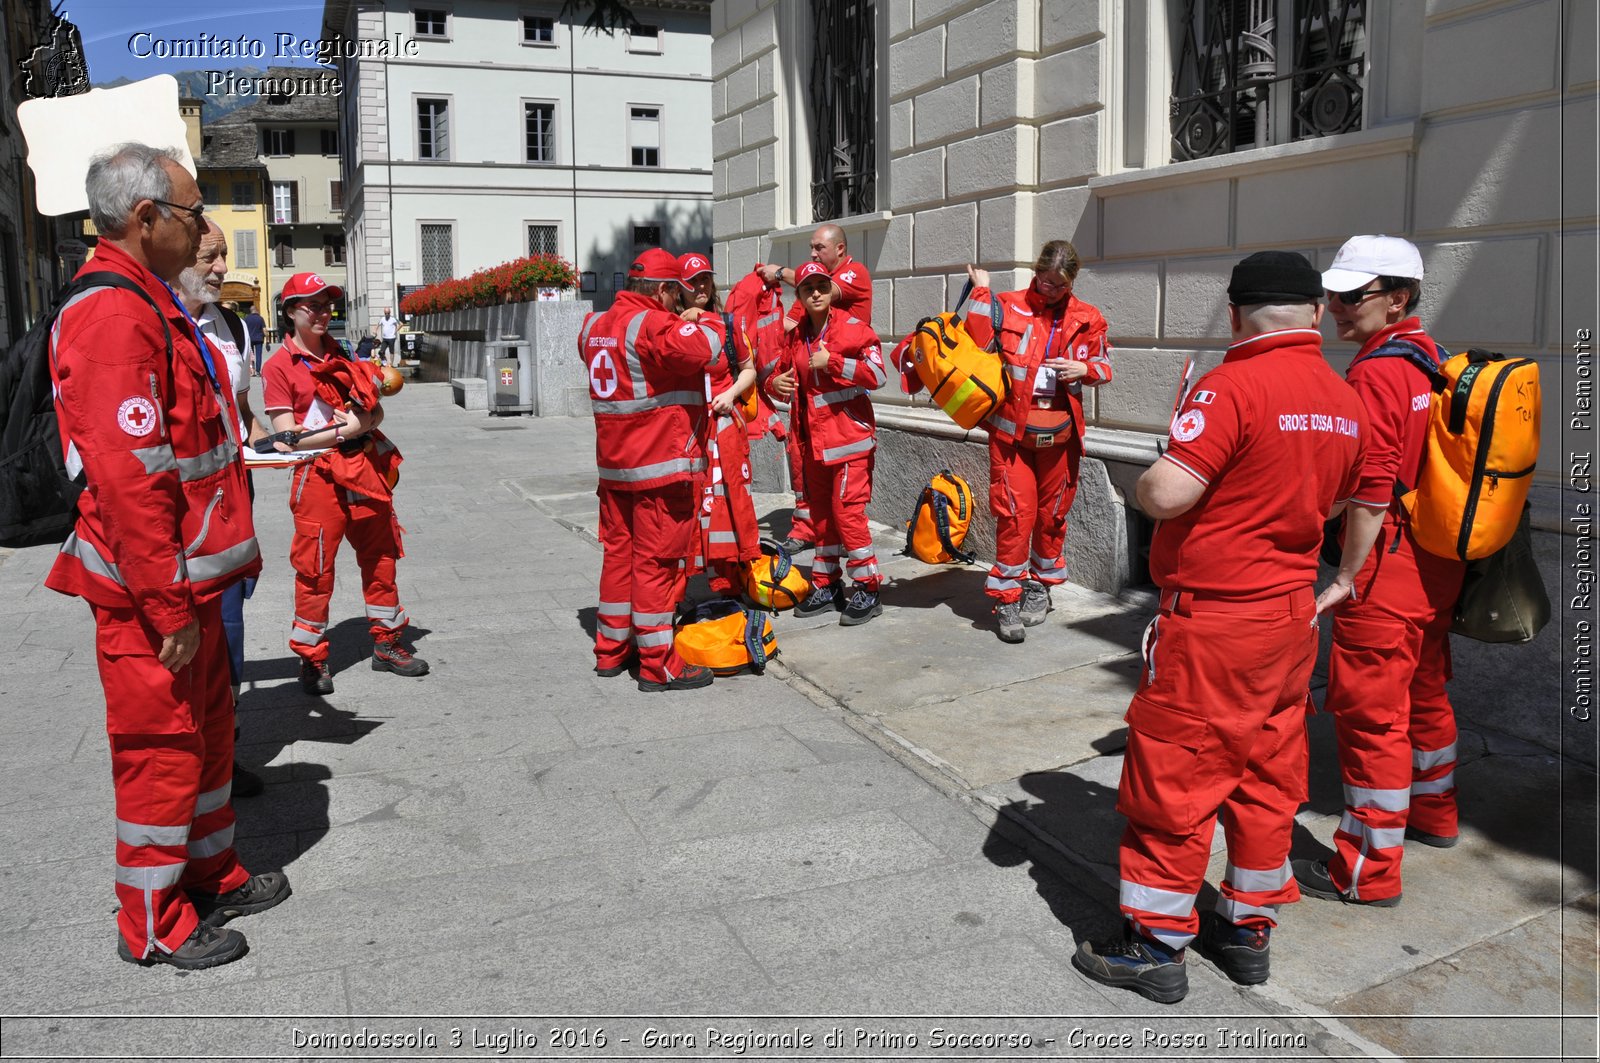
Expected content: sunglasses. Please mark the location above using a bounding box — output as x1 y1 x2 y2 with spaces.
153 199 205 223
1328 285 1393 307
293 301 333 316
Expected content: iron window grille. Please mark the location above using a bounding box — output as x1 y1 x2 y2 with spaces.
528 224 559 257
632 224 661 247
807 0 877 221
420 223 454 284
1170 0 1366 163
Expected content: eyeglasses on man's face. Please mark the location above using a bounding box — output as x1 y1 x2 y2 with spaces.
1327 284 1393 307
152 199 205 224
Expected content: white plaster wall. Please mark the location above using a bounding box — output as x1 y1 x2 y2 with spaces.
339 0 713 318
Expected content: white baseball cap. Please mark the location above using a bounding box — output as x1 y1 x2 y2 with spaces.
1321 235 1424 291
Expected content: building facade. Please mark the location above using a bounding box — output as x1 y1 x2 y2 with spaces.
217 81 349 317
185 103 273 317
713 0 1597 589
0 0 86 342
322 0 715 336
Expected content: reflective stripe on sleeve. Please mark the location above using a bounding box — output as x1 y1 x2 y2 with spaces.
821 437 875 462
597 457 707 483
132 444 179 475
812 387 866 408
591 391 704 416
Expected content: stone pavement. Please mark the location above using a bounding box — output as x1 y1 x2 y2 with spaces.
0 382 1594 1061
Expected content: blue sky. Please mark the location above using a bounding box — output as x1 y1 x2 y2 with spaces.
60 0 328 84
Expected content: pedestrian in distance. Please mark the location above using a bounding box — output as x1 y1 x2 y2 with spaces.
47 142 288 971
243 302 266 372
678 252 762 596
959 241 1113 643
1293 235 1467 906
583 248 724 691
766 261 888 626
262 273 429 695
378 307 399 367
1072 251 1368 1004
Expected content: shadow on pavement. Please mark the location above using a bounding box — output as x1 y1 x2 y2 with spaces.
880 564 994 627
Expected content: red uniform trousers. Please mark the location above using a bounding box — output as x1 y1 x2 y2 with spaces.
701 413 762 595
287 462 408 662
801 453 879 591
985 435 1080 602
96 596 251 958
595 483 697 684
1117 590 1317 949
1325 520 1465 901
784 416 816 543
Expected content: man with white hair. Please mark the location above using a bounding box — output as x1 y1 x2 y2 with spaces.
1294 235 1466 907
48 143 288 971
176 219 266 798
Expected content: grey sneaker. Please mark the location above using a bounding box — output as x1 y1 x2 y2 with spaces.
1019 580 1052 626
995 601 1025 643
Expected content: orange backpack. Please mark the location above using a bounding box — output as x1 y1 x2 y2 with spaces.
741 538 812 610
895 312 1008 430
904 470 976 565
673 598 777 676
1375 343 1541 560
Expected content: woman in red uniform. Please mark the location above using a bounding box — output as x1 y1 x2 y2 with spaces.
765 262 888 625
261 273 428 694
961 241 1113 643
678 253 761 595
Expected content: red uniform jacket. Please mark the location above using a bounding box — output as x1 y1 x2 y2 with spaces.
768 307 886 465
46 242 261 636
1152 328 1368 600
961 283 1113 445
725 268 790 440
1344 317 1443 524
582 290 722 490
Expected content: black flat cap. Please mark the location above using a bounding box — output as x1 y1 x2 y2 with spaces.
1228 251 1323 305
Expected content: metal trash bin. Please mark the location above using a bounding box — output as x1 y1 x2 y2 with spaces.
486 337 535 415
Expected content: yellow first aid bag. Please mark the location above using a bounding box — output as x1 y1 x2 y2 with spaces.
673 598 777 676
898 312 1007 430
904 470 976 565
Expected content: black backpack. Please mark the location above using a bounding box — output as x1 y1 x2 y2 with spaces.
0 272 172 548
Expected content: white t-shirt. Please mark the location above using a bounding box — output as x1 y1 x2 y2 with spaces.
197 303 250 440
380 314 398 340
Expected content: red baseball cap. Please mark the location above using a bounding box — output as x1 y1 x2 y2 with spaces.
280 272 344 304
794 261 831 288
677 252 713 288
628 248 681 283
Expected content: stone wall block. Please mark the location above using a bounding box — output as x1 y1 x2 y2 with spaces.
977 193 1033 265
946 0 1035 77
1421 0 1560 113
979 59 1035 125
912 201 979 270
1090 346 1199 433
1102 181 1230 257
946 125 1035 199
741 99 777 146
913 75 980 146
740 5 778 59
890 25 947 99
713 197 743 242
1161 255 1240 341
1420 237 1543 349
1034 41 1101 119
1040 0 1105 50
1038 112 1100 184
889 145 946 211
1414 105 1562 231
711 27 744 78
893 274 948 335
1073 264 1160 342
743 188 779 233
1235 153 1407 246
891 99 915 154
712 114 742 158
877 213 914 273
725 149 760 196
1034 186 1095 257
725 61 761 114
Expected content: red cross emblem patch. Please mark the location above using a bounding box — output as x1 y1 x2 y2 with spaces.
590 351 619 398
117 396 157 438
